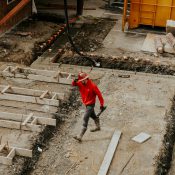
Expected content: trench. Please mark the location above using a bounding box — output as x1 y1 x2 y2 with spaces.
155 96 175 175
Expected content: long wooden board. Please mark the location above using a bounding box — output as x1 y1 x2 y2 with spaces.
0 85 65 100
0 111 56 131
97 129 122 175
0 111 56 125
2 66 74 85
0 93 59 106
0 100 58 113
0 145 32 165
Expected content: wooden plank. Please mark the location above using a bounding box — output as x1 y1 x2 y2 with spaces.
0 111 56 124
0 119 42 132
0 144 6 152
37 117 56 126
22 113 34 125
0 100 58 113
59 78 72 85
0 156 12 165
0 93 59 106
31 117 38 125
0 85 65 100
7 148 15 159
28 74 58 83
0 120 20 129
2 66 73 85
40 90 49 99
21 124 42 132
97 130 122 175
14 147 32 157
1 85 11 94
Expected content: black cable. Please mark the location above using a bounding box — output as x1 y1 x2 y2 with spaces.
63 0 100 67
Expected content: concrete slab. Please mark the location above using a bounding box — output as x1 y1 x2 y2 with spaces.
141 33 175 54
132 132 151 143
103 25 145 52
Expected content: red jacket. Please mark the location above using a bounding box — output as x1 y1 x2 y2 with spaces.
72 79 104 107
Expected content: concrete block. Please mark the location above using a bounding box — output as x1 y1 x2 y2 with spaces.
166 20 175 35
132 132 151 143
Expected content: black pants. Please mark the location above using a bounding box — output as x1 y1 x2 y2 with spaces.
83 104 98 129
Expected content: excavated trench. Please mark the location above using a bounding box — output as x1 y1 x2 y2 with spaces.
155 96 175 175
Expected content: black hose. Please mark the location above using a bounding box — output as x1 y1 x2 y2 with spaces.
63 0 100 67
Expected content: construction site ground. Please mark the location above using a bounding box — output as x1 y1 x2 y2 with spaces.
1 0 175 175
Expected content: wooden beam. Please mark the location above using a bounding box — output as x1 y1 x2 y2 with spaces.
0 93 59 106
7 148 16 159
15 147 32 158
40 90 49 99
1 85 11 94
0 144 6 152
2 66 73 85
0 112 56 131
0 156 12 165
0 100 58 113
0 85 65 100
22 113 34 126
0 120 42 132
0 145 32 165
0 111 55 123
97 130 122 175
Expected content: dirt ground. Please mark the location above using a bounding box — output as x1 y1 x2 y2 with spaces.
1 0 175 174
0 19 63 65
27 66 175 175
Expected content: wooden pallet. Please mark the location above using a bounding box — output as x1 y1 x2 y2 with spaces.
0 85 64 107
0 144 32 165
2 66 74 85
0 112 56 132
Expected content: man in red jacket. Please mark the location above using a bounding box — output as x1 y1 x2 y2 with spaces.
72 72 105 142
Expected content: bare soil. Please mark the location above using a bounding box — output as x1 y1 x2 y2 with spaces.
0 19 62 65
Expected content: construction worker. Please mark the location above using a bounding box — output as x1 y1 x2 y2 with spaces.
72 72 105 142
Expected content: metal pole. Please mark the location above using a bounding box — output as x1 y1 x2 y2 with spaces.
77 0 84 16
122 0 128 31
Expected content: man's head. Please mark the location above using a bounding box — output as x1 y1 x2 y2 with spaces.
78 72 89 85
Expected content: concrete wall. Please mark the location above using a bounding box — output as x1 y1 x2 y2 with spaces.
0 0 32 34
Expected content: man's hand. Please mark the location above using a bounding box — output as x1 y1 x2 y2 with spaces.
74 78 78 83
100 106 105 111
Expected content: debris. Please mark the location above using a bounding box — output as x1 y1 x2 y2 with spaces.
38 147 42 153
118 74 130 78
154 36 164 54
132 132 151 143
15 32 32 37
166 33 175 49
